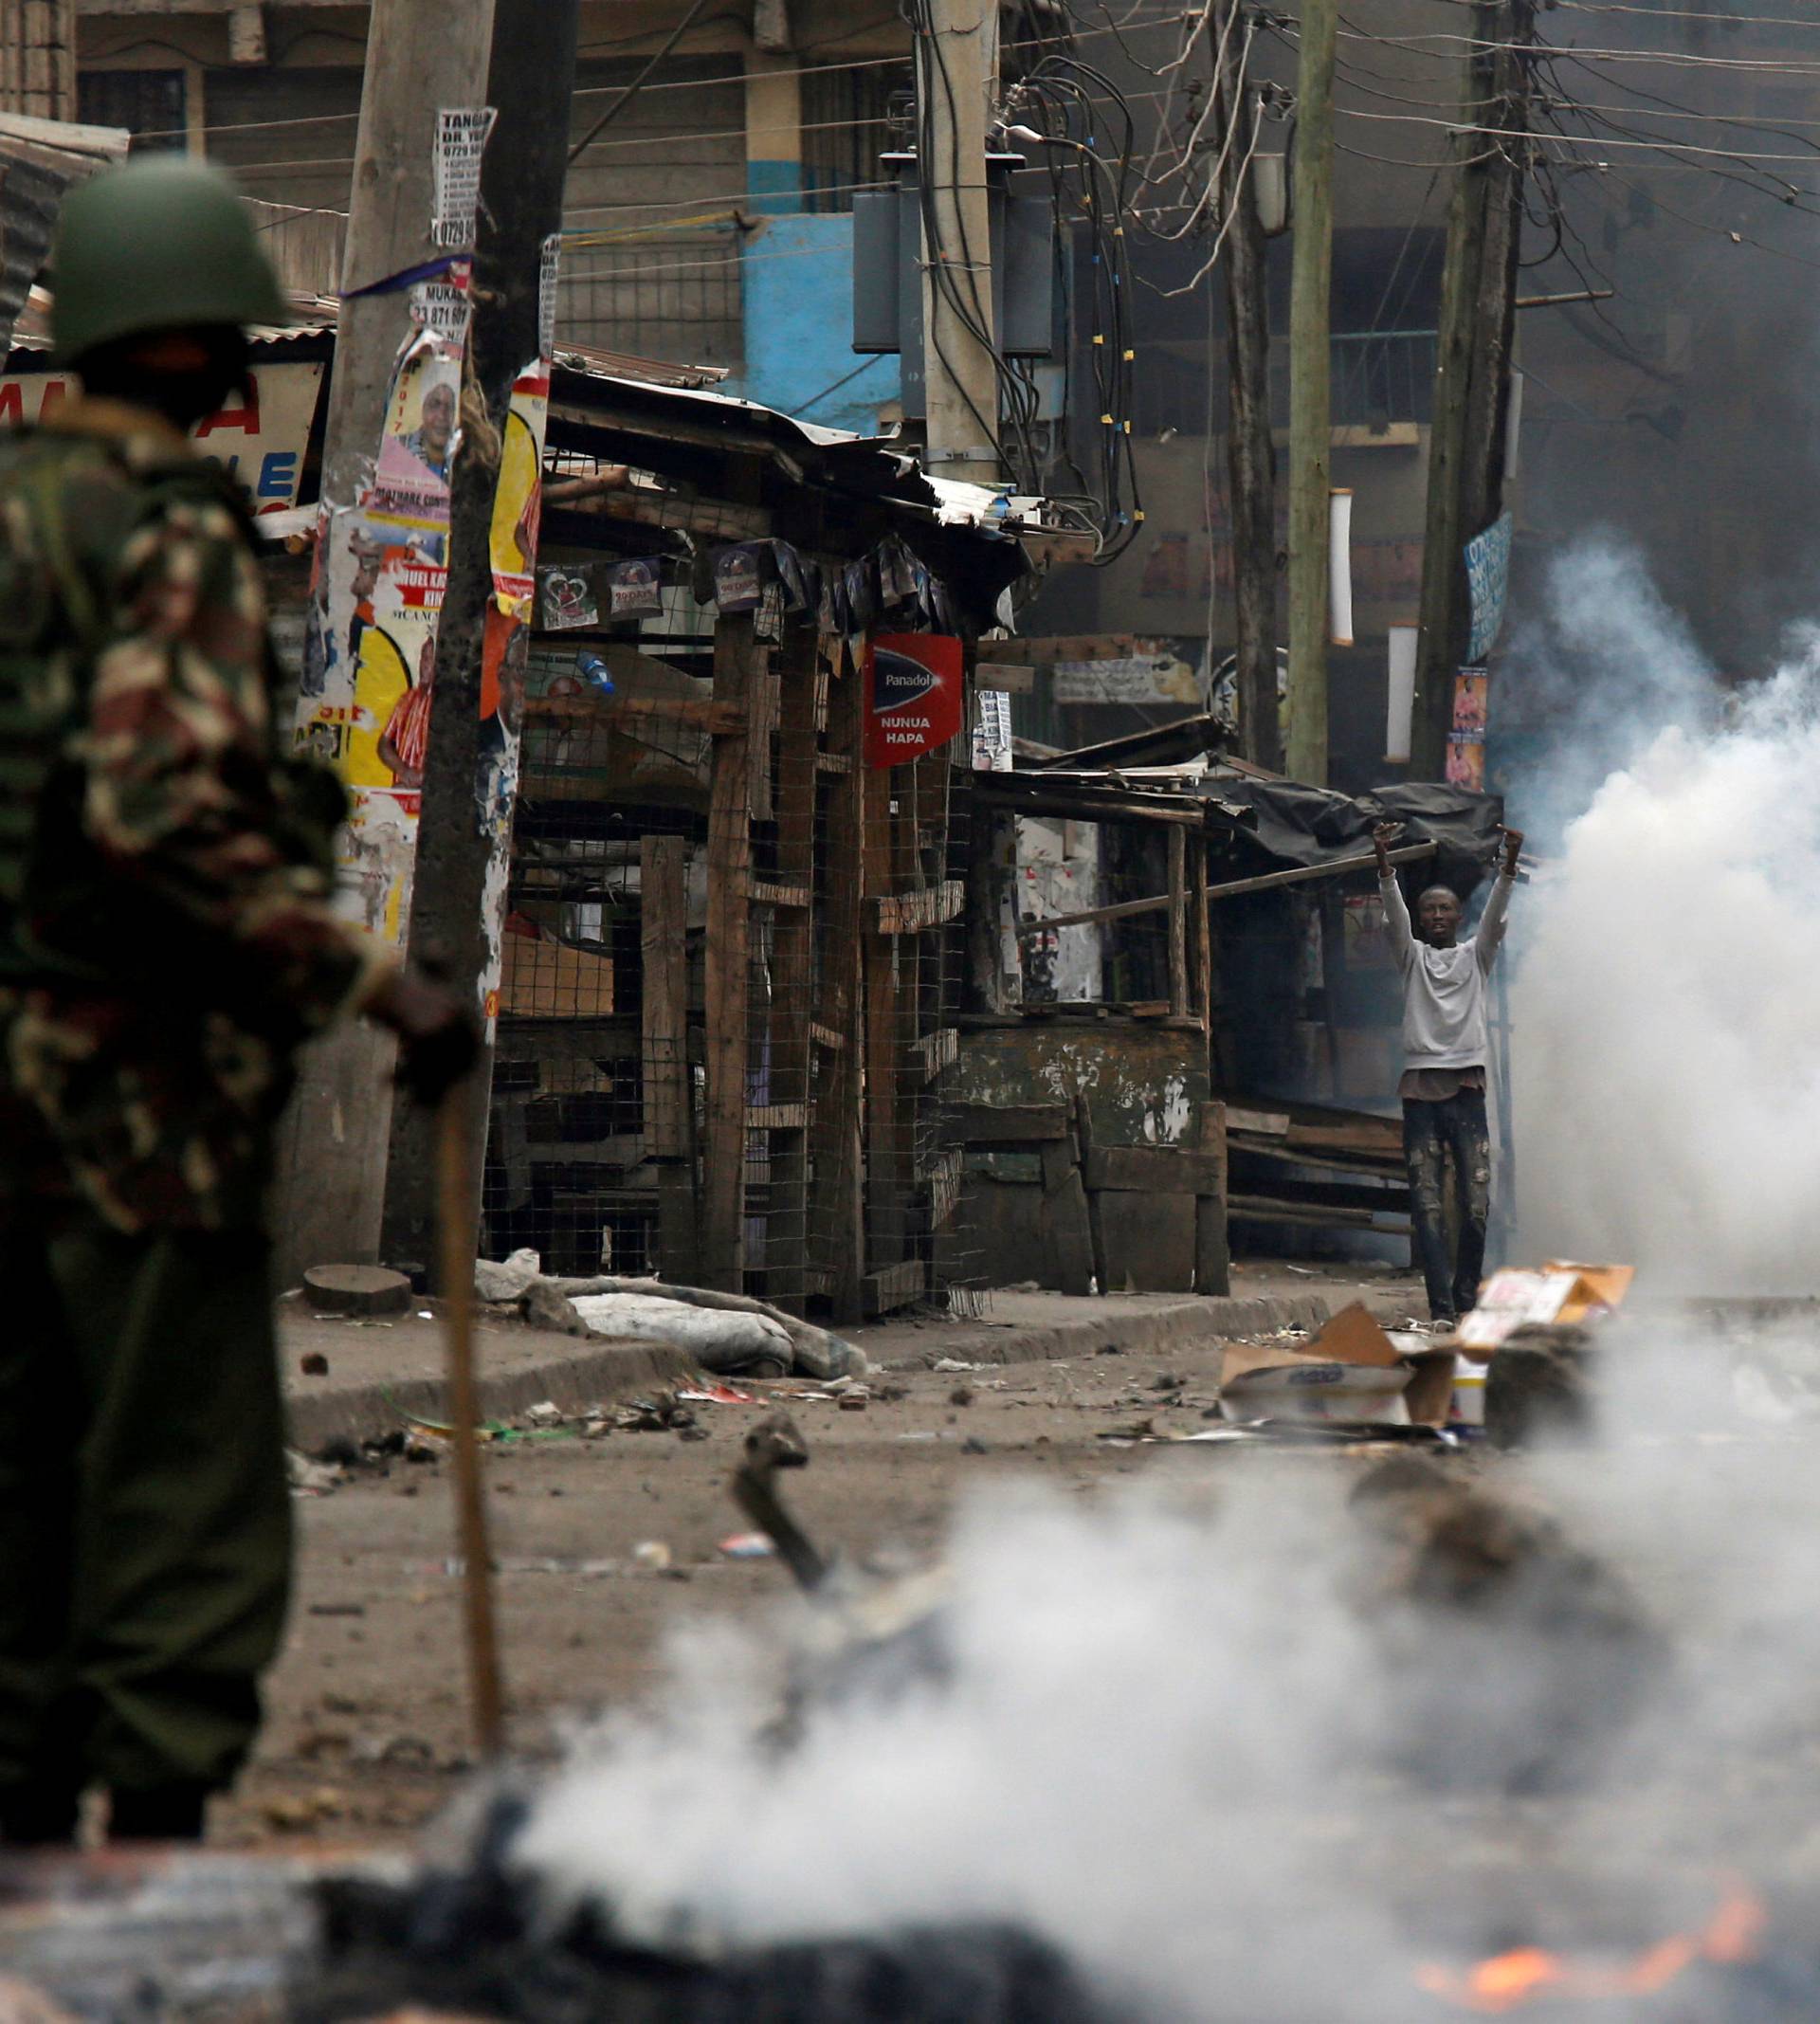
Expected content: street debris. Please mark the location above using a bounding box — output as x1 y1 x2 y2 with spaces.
1215 1303 1458 1431
719 1532 776 1559
474 1248 544 1304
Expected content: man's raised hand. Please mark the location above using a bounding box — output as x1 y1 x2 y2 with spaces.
1372 820 1405 873
1501 825 1525 875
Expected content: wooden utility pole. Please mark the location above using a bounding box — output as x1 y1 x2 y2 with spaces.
1284 0 1336 786
1215 11 1281 773
271 0 497 1287
917 0 1001 481
1411 0 1533 780
382 0 582 1276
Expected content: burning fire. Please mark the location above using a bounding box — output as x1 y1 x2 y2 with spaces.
1417 1882 1767 2013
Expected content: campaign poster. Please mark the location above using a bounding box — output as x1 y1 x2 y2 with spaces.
864 632 964 770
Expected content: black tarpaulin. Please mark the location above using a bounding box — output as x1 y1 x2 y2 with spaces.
1202 775 1505 897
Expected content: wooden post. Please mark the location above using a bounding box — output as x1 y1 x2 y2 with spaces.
1071 1089 1110 1299
640 834 697 1278
1192 837 1212 1037
808 637 866 1323
702 614 758 1289
1217 1 1282 773
863 760 907 1291
1194 1100 1231 1296
1168 825 1190 1019
765 629 818 1313
1411 0 1534 779
1285 0 1336 786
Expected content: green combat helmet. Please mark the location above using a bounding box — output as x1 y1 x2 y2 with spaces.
48 155 287 366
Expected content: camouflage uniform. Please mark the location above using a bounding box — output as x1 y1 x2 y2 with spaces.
0 400 388 1821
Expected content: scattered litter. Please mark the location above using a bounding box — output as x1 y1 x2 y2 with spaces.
839 1388 869 1412
299 1351 329 1377
416 1308 433 1320
632 1540 673 1572
437 1556 623 1577
932 1357 977 1374
474 1248 542 1304
677 1382 759 1405
524 1400 564 1426
1101 1419 1460 1450
1284 1265 1320 1277
718 1532 776 1559
286 1448 343 1496
961 1435 990 1455
896 1431 939 1442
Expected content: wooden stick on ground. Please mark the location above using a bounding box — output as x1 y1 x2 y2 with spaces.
437 1088 505 1760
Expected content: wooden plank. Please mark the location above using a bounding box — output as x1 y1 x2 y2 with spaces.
701 615 756 1290
974 661 1035 694
749 878 810 909
875 880 966 935
923 1145 964 1230
1083 1144 1228 1194
1014 890 1169 939
907 1026 959 1082
1192 839 1212 1038
975 633 1141 666
1039 1131 1095 1298
640 834 698 1280
1193 1100 1230 1296
1168 825 1190 1020
941 1101 1071 1145
807 636 866 1324
1206 841 1436 903
523 694 740 733
1229 1138 1403 1179
865 1259 927 1315
747 649 780 824
762 627 821 1315
1229 1194 1413 1234
1224 1105 1291 1138
1286 1120 1405 1158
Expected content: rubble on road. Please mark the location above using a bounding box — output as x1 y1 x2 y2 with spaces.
468 1254 869 1380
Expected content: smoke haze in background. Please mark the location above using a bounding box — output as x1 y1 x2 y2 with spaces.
1506 544 1820 1288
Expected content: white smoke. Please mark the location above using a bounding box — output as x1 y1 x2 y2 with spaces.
1509 545 1820 1287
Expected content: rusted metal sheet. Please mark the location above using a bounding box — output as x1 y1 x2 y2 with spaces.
949 1025 1209 1152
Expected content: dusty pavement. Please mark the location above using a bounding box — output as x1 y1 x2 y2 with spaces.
223 1260 1427 1845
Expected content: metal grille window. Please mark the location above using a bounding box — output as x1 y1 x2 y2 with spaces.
800 61 910 213
77 68 187 152
560 56 746 367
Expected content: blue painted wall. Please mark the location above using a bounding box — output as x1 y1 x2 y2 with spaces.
729 212 901 437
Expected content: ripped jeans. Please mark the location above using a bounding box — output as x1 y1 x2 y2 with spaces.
1402 1088 1492 1323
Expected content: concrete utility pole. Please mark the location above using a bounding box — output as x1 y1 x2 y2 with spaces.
916 0 1001 482
1411 0 1534 780
1215 9 1281 773
271 0 497 1286
381 0 582 1276
1283 0 1336 786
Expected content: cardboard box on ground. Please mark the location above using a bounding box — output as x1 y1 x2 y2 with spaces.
1219 1303 1460 1429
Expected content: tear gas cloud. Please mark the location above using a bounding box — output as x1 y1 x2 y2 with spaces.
1507 541 1820 1289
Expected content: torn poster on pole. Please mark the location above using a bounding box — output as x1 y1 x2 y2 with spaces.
864 632 963 768
1446 666 1488 793
432 106 497 248
1464 511 1513 663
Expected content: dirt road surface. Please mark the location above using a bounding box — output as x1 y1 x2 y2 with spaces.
221 1266 1426 1846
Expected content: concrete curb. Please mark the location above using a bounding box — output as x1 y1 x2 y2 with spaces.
283 1292 1340 1450
873 1292 1338 1372
284 1336 697 1450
